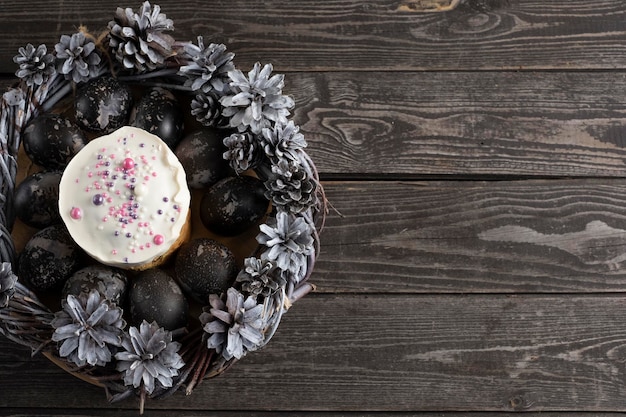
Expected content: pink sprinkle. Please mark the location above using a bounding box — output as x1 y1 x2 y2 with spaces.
88 172 93 178
152 172 157 177
144 175 150 181
110 154 116 159
70 207 82 220
146 243 151 248
112 249 117 255
102 216 108 222
131 249 136 253
107 197 113 203
140 245 144 250
153 234 164 245
75 178 80 184
123 158 135 170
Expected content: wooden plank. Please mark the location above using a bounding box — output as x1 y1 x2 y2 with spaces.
314 180 626 293
0 412 623 417
0 1 626 73
7 71 626 179
290 71 626 178
2 294 626 412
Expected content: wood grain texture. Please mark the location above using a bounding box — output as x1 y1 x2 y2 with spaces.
290 71 626 178
7 71 626 179
3 294 626 412
315 180 626 293
1 1 626 72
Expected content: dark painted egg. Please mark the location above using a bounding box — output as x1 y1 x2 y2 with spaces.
63 265 128 305
14 170 62 229
128 269 188 331
75 76 132 133
175 238 237 303
174 130 230 189
131 87 184 149
19 224 83 291
22 114 87 169
200 175 268 236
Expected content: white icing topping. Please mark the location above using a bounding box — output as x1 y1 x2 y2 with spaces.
59 126 190 268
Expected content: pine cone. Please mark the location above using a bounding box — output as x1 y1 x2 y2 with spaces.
13 43 55 87
200 288 266 360
115 321 184 394
178 36 234 95
236 257 286 297
257 211 314 283
0 263 17 308
265 163 318 214
260 120 307 163
51 290 125 367
108 1 175 73
223 132 258 173
55 32 102 83
190 92 221 127
220 63 294 134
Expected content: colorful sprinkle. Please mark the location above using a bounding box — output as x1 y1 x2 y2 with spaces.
123 157 135 170
153 234 164 245
70 207 82 220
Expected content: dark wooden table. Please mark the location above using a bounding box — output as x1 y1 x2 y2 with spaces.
3 0 626 415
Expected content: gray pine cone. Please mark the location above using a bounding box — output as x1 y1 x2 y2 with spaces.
257 211 314 283
13 43 56 87
178 36 234 94
220 63 294 134
200 288 266 360
51 290 125 367
55 32 102 83
236 257 286 297
265 163 318 214
108 1 175 73
0 262 17 308
223 132 258 173
115 320 184 394
190 93 221 127
260 120 307 163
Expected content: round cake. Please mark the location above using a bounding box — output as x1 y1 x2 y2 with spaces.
58 126 191 270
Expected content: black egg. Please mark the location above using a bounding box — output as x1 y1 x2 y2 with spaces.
63 265 128 305
174 130 230 189
22 114 87 169
14 170 62 229
75 76 132 133
129 269 188 331
175 238 237 303
131 88 184 149
19 224 83 291
200 176 268 236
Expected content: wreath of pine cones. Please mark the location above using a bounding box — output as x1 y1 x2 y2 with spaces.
0 2 324 412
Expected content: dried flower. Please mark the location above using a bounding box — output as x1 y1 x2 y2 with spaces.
200 288 266 360
236 257 286 297
115 321 184 394
220 63 294 134
13 43 56 87
178 36 234 95
51 290 125 367
0 263 17 308
55 32 102 83
223 132 258 173
257 211 314 282
108 1 175 73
